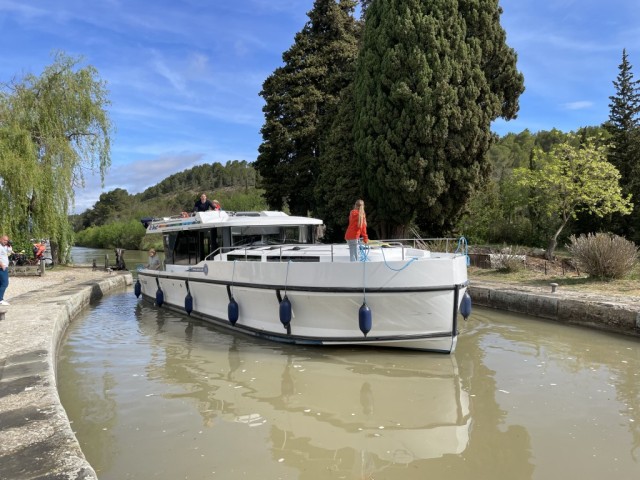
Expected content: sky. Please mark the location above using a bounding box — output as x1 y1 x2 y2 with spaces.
0 0 639 213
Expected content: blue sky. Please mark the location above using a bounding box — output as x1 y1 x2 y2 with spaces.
0 0 638 213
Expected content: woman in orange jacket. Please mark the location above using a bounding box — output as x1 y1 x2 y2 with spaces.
344 199 368 262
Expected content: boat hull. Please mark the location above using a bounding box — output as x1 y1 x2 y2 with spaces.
137 256 468 353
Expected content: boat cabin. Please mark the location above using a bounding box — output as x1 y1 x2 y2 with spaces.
150 211 324 266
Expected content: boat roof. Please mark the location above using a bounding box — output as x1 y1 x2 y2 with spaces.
145 210 323 234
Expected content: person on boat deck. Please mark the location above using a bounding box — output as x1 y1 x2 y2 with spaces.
146 249 161 270
193 193 215 212
212 199 221 210
345 199 369 262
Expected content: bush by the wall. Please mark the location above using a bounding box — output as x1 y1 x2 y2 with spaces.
492 246 526 272
567 233 638 279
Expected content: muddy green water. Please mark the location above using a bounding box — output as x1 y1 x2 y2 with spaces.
58 291 640 479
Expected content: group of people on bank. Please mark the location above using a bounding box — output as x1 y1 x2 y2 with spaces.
0 236 52 306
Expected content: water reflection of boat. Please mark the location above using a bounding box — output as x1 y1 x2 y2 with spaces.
223 350 471 464
136 210 470 352
136 305 472 473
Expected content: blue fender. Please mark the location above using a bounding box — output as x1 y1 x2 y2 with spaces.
359 302 372 336
279 296 292 327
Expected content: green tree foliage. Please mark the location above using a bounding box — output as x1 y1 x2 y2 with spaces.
256 0 360 215
314 84 363 241
73 161 268 248
75 160 264 231
74 219 146 250
460 127 618 247
513 136 633 259
0 52 112 262
83 188 131 227
605 49 640 241
352 0 524 238
140 160 257 201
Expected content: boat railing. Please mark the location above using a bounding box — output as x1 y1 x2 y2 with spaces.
203 237 462 263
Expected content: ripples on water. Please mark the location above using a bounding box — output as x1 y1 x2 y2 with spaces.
58 290 640 480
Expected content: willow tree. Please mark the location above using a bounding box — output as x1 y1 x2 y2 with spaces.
0 52 112 261
353 0 524 238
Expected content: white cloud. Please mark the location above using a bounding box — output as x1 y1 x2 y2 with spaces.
562 101 594 110
73 153 203 213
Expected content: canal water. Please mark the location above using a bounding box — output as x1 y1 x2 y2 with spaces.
71 246 162 274
58 287 640 479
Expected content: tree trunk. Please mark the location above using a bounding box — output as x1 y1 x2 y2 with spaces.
545 236 557 261
377 221 406 240
545 217 569 260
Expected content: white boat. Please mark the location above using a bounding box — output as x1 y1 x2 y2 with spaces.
135 210 471 353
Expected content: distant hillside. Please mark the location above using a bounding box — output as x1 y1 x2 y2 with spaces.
71 160 267 232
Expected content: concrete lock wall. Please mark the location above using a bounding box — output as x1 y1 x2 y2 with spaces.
469 283 640 337
0 272 132 480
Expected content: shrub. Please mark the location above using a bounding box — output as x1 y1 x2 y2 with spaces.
567 233 638 279
492 245 526 272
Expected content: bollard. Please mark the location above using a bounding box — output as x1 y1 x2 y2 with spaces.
0 306 7 321
105 254 109 271
550 282 559 293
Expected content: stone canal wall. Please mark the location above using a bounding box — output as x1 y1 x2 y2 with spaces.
0 270 132 480
469 281 640 337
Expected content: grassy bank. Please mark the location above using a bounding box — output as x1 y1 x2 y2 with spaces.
468 261 640 298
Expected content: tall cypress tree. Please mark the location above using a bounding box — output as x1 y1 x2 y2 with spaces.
315 84 362 241
352 0 524 238
256 0 360 216
605 49 640 241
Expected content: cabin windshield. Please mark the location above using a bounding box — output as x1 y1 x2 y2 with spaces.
230 225 312 247
164 228 220 265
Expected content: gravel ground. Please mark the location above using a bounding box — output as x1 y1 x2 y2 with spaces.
4 266 115 301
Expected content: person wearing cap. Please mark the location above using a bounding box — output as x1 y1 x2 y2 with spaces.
146 248 161 270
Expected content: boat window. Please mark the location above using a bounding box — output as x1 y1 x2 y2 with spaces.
266 256 319 262
227 254 262 262
168 229 218 265
230 225 313 247
173 233 198 265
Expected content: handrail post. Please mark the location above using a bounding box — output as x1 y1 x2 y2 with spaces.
331 244 334 262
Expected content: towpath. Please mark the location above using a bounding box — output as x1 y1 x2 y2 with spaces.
0 268 131 479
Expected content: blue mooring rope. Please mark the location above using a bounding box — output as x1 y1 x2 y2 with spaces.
380 247 417 272
358 242 370 262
